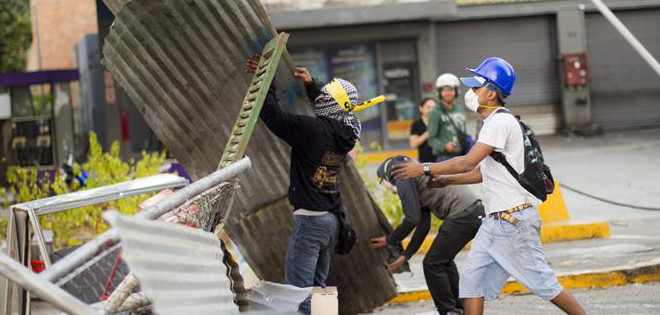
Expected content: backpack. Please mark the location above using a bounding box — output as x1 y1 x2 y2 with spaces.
489 109 555 202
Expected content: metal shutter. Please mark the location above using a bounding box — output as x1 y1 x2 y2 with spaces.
435 16 560 135
586 9 660 130
435 16 559 107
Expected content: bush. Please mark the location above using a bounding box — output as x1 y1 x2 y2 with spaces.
354 142 442 230
0 187 6 244
5 132 166 249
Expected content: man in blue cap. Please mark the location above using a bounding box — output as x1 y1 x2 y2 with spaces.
390 57 586 315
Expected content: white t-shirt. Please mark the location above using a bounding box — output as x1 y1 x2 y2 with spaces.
477 109 541 215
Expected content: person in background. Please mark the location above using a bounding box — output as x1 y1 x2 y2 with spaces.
428 73 468 162
410 98 438 163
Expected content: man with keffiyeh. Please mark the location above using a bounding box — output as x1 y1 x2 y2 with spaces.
246 54 361 315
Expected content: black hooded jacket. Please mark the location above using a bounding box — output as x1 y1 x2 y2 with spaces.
259 80 357 212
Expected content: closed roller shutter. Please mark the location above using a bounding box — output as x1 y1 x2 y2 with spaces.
586 9 660 130
435 16 559 107
435 16 560 134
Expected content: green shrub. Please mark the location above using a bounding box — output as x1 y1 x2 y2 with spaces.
5 132 166 249
354 142 441 230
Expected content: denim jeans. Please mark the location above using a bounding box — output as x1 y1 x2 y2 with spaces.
285 212 338 314
459 207 563 301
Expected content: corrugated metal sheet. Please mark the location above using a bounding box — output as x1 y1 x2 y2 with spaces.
586 9 660 129
228 163 397 314
101 1 396 313
106 211 239 314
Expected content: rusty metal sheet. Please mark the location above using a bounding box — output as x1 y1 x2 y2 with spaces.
101 1 396 313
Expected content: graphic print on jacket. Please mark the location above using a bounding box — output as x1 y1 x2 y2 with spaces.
313 151 345 194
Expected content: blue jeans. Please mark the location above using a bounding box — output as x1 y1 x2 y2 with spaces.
459 207 563 301
285 213 338 314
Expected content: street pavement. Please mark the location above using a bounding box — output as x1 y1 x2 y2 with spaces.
392 216 660 293
541 127 660 222
363 128 660 313
367 282 660 315
364 127 660 223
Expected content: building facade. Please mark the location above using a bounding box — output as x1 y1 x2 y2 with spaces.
269 0 660 149
19 0 660 156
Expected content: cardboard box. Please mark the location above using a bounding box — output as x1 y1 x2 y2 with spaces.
311 286 338 315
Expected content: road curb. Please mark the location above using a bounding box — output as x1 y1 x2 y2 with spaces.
389 259 660 304
541 221 610 243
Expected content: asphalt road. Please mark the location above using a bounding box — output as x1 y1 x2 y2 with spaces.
368 282 660 315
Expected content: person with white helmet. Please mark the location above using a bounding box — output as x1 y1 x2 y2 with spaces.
427 73 470 162
391 57 586 315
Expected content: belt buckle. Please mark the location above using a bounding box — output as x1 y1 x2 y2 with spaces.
499 212 521 227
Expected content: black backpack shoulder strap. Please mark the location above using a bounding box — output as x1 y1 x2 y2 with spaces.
490 151 520 180
488 108 522 182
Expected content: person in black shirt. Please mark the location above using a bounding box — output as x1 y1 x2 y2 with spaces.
410 98 438 163
370 156 484 315
246 54 360 315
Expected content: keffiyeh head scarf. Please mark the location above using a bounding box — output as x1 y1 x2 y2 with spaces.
313 78 361 139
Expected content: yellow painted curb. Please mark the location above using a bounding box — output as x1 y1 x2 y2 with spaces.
390 290 432 304
358 150 418 164
541 221 610 244
402 221 610 255
501 260 660 294
390 260 660 304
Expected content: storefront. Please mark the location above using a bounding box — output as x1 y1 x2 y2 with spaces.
290 40 420 149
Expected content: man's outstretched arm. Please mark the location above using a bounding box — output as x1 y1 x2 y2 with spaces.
428 166 483 188
392 142 495 179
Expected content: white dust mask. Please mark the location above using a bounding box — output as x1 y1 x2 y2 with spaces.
464 88 481 113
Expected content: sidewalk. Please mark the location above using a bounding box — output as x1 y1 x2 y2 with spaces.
391 216 660 301
359 128 660 303
362 128 660 223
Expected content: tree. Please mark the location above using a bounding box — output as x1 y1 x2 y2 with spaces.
0 0 32 73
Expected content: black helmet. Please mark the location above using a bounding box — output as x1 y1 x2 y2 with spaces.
376 155 413 185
